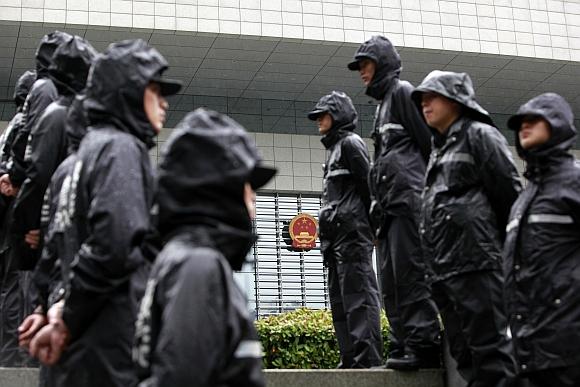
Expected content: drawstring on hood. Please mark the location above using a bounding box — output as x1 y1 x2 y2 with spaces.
13 70 36 109
507 93 577 178
49 36 97 96
307 91 359 149
35 31 73 77
157 108 276 270
84 39 181 149
347 35 402 100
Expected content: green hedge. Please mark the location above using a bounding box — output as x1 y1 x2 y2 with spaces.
256 308 390 369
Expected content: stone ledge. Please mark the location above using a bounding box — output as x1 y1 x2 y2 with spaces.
0 367 39 387
264 369 445 387
0 367 444 387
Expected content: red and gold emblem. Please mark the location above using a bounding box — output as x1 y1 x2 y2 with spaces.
289 213 318 250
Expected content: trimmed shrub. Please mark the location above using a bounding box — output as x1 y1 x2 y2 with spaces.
256 308 390 369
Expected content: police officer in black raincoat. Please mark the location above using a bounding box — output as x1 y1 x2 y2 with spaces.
0 69 36 367
134 108 273 387
307 91 382 368
0 33 71 366
347 35 440 369
18 95 90 386
28 39 180 387
504 93 580 387
411 70 520 386
1 31 71 196
11 35 97 270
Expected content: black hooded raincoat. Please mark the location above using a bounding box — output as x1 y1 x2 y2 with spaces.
134 108 269 387
51 39 168 387
6 31 71 189
412 70 520 386
348 36 440 363
504 93 580 381
11 35 96 271
309 91 382 368
0 70 35 367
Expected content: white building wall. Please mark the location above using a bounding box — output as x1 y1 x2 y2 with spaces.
154 129 568 194
1 0 580 61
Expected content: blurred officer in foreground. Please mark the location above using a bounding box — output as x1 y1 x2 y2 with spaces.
134 108 274 386
29 39 180 387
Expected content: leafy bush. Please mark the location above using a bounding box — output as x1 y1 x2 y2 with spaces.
256 308 390 369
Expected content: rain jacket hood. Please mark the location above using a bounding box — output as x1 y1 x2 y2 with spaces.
84 39 175 148
507 93 577 172
348 35 402 100
49 35 97 96
157 108 276 270
35 31 72 77
13 70 36 108
308 90 358 132
308 91 359 148
412 70 494 127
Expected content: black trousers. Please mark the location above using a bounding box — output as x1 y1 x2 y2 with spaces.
328 257 383 368
432 270 516 387
377 215 440 359
520 366 580 387
0 251 35 367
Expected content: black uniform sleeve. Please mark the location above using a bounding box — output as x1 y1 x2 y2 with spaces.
563 177 580 226
11 104 67 234
0 113 22 172
393 82 432 163
32 185 58 311
63 138 151 339
472 126 522 240
142 252 228 387
342 135 372 211
8 81 58 187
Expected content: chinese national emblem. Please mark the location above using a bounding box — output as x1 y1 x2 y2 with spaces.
289 213 318 250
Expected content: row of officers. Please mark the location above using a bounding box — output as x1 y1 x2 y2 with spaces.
0 30 577 387
312 35 580 387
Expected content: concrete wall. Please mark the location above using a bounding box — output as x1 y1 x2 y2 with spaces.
1 0 579 61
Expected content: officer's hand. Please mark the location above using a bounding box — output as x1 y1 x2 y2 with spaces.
0 174 16 196
25 229 40 249
29 301 69 365
18 312 48 349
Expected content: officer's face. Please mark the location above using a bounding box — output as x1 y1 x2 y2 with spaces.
519 116 551 150
358 59 376 86
244 183 256 220
421 92 461 134
316 113 333 135
144 82 168 134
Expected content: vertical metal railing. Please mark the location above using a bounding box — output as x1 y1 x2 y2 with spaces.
297 194 307 308
252 192 328 318
319 194 330 309
274 193 284 314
